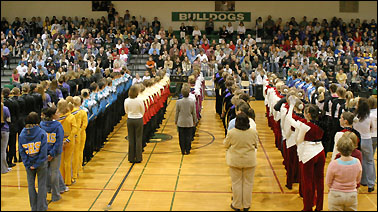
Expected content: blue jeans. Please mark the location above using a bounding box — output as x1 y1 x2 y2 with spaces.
263 61 270 72
372 137 377 183
360 138 376 188
1 131 9 174
47 153 62 201
26 160 48 211
249 84 254 97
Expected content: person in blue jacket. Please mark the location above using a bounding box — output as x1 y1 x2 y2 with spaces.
19 112 48 211
40 106 65 202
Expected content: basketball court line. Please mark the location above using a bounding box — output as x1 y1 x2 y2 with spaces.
169 155 184 211
2 184 376 195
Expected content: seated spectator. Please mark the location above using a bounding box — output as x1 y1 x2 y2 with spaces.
1 44 10 68
11 68 20 88
336 69 348 88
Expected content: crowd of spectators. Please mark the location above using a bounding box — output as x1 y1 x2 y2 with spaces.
1 7 377 98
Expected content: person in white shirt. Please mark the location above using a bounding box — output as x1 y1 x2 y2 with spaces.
226 22 234 34
224 64 233 75
197 51 208 63
237 22 246 39
368 96 377 185
132 73 143 85
124 84 145 163
353 97 375 192
16 63 28 78
87 56 97 73
142 71 151 81
216 51 226 65
228 100 257 132
192 25 201 37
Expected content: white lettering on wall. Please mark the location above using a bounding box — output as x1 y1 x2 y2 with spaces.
179 13 187 21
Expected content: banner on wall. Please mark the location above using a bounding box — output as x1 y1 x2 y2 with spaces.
172 12 251 22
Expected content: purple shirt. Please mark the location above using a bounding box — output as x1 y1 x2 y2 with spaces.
1 106 11 132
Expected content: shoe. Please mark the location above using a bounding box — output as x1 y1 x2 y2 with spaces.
71 179 76 185
368 187 374 192
230 203 241 211
186 151 190 155
243 208 250 211
4 65 7 68
285 184 292 190
8 163 16 168
65 186 69 192
51 196 62 202
361 183 368 186
7 168 12 171
135 161 142 163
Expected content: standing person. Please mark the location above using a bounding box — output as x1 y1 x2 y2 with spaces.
1 98 11 174
57 99 77 186
353 97 375 192
326 133 362 211
224 112 258 211
286 100 325 211
40 106 64 202
71 96 87 181
175 84 197 155
331 111 361 161
124 84 145 163
2 88 19 167
18 112 48 211
368 96 377 185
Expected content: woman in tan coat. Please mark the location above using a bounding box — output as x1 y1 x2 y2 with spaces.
224 112 258 211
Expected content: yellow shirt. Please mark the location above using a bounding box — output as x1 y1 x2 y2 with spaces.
58 112 78 142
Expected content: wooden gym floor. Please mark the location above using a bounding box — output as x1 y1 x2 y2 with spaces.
1 99 377 211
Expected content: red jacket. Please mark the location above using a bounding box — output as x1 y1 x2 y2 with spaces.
118 47 129 55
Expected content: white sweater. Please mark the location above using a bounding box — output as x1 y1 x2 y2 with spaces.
124 97 145 119
370 109 377 138
353 115 373 139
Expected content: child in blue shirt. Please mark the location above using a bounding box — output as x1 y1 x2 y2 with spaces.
19 112 48 211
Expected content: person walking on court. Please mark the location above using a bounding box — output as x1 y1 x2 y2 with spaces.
124 84 145 163
19 112 48 211
175 84 198 155
224 112 258 211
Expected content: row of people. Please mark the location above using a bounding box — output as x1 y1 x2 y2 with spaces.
264 73 376 211
1 69 136 211
212 65 259 211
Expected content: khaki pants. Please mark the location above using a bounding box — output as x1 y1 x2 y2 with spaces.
328 190 357 211
229 166 256 209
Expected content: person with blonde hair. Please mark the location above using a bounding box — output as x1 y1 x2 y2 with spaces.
57 99 78 186
71 96 87 181
344 91 356 112
326 132 362 211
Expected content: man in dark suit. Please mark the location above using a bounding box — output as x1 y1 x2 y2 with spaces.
175 84 197 155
